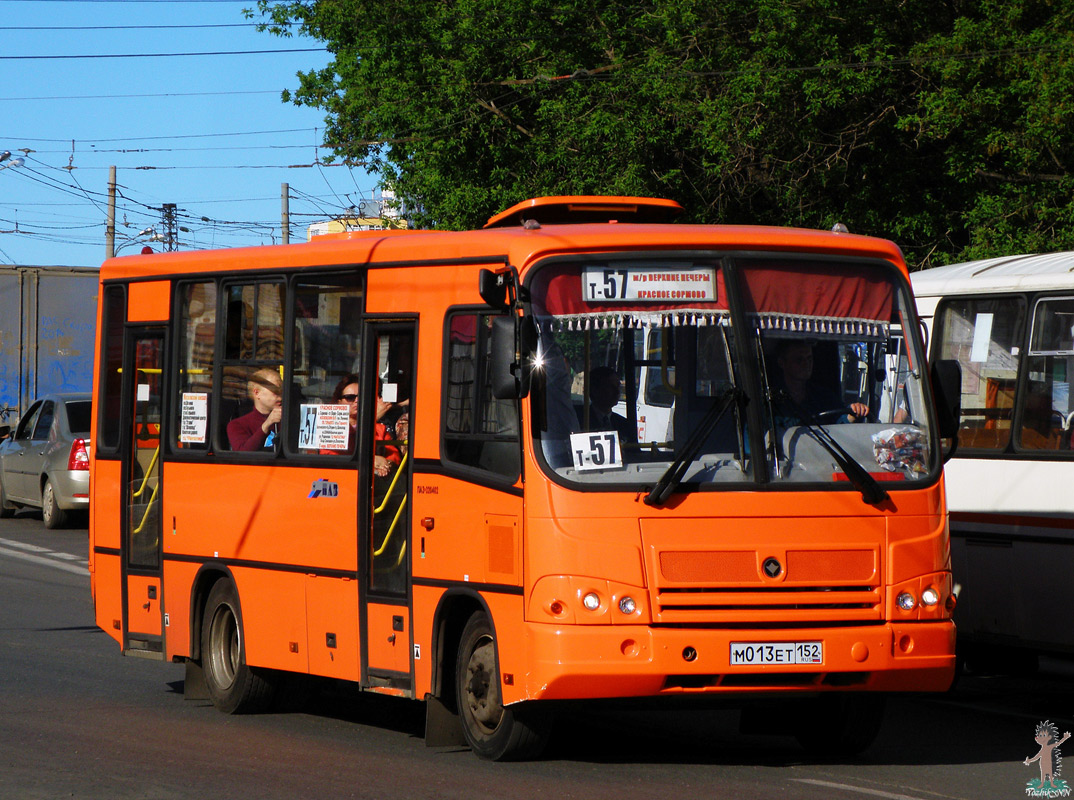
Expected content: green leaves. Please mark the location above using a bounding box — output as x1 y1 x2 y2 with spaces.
254 0 1074 266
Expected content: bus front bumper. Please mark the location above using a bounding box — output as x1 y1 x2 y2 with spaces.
517 621 955 702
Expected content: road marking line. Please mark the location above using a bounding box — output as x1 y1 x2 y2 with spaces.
791 779 930 800
50 551 86 562
0 537 52 553
0 544 88 576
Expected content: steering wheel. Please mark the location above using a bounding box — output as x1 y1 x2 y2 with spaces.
815 408 855 424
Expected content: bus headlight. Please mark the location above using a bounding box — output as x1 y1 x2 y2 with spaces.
618 596 636 615
920 587 940 607
583 592 601 611
896 591 917 611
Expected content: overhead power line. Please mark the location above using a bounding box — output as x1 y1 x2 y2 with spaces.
6 22 258 30
1 90 282 101
0 48 326 60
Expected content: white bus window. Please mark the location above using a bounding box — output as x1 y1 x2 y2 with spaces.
935 296 1026 451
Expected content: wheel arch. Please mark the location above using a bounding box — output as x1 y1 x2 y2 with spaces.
188 563 237 663
428 588 497 711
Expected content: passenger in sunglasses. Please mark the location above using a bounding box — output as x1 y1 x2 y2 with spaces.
322 373 400 475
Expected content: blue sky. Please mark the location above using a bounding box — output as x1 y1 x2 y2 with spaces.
1 0 376 267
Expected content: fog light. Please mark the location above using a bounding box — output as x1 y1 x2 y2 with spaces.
921 587 940 607
618 596 636 615
583 592 600 611
896 591 916 611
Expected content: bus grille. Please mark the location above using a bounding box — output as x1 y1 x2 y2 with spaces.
652 585 882 625
649 548 882 625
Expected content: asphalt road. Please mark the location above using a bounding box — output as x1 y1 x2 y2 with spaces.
1 510 1071 800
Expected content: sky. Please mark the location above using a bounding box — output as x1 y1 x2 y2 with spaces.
1 0 378 267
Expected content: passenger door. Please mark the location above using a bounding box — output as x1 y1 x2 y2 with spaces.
362 323 417 685
121 329 167 657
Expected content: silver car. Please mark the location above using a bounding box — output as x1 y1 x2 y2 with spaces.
0 393 92 528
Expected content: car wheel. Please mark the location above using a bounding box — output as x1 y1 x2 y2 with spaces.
42 478 66 529
0 475 15 518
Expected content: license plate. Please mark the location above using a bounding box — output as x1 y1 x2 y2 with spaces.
729 641 823 666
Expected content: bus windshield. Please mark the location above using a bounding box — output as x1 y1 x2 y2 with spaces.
528 255 932 494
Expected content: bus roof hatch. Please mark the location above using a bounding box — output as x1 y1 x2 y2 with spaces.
483 195 684 229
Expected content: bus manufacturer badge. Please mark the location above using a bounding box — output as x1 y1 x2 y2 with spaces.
762 557 782 579
308 479 340 498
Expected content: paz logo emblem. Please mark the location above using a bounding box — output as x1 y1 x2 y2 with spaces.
762 557 782 579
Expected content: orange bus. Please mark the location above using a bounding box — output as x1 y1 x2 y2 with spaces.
89 196 960 760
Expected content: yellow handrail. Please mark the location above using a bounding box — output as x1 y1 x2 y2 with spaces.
373 494 408 557
131 480 160 535
373 450 409 515
132 446 159 499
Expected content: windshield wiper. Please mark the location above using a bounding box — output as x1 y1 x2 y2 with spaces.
774 391 888 506
645 387 741 507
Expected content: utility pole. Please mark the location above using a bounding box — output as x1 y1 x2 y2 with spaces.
281 183 290 244
105 166 116 259
161 203 178 251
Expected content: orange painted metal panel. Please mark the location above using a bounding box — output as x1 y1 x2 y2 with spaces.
231 565 308 673
162 560 199 661
126 280 172 322
94 551 123 647
90 459 123 551
410 473 523 587
126 574 162 637
305 574 359 681
367 602 410 675
161 462 358 571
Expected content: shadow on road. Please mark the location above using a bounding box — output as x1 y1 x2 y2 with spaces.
167 655 1074 768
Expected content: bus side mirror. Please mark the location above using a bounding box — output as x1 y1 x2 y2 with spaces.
931 358 961 459
490 315 537 399
479 268 511 310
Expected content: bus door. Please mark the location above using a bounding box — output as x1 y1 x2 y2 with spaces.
121 328 166 658
362 323 416 686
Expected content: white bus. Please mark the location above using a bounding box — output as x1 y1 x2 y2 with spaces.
913 252 1074 669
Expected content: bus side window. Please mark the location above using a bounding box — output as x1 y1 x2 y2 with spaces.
1020 296 1074 451
287 276 364 456
935 296 1026 451
218 281 285 453
174 281 216 450
443 311 521 478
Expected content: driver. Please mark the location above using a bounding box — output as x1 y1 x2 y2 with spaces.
773 340 868 423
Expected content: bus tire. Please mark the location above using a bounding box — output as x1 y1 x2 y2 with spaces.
455 611 550 761
793 693 885 756
201 579 275 714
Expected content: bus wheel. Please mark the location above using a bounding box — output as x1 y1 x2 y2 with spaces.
455 612 550 761
793 694 885 756
201 580 275 714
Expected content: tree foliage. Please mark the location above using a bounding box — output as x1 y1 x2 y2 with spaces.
252 0 1074 267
